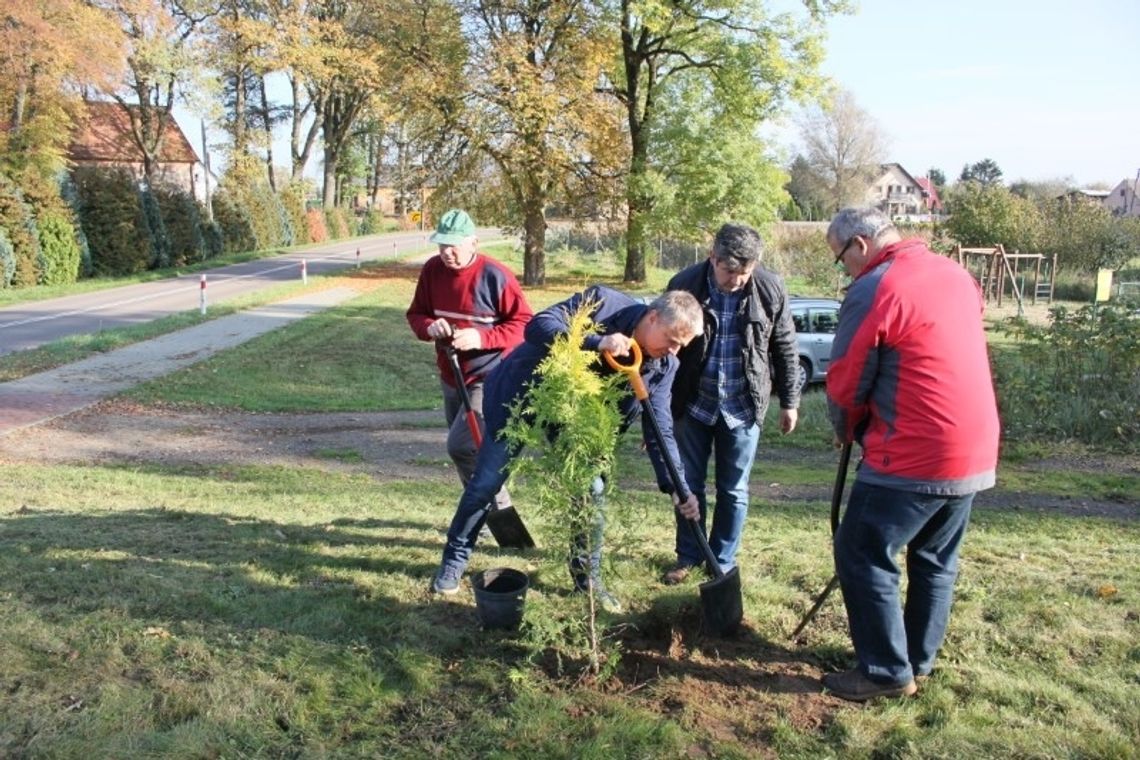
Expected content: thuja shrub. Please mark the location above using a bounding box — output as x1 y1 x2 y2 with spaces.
212 190 257 255
325 206 351 240
59 175 93 277
36 202 82 285
280 182 309 244
244 184 293 249
305 207 328 244
993 303 1140 448
72 166 151 276
138 186 170 269
0 173 44 286
0 228 14 287
357 208 385 236
502 298 626 676
153 186 206 265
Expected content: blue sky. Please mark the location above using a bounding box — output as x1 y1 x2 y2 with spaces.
794 0 1140 186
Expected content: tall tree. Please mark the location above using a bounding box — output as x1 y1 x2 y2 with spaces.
311 0 385 208
461 0 619 285
927 167 946 194
645 74 787 242
611 0 840 282
103 0 213 185
959 158 1003 187
786 153 827 220
0 0 125 180
797 87 888 213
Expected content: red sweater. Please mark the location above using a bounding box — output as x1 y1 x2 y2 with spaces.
406 253 533 386
826 239 999 495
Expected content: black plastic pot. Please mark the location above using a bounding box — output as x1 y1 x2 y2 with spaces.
472 567 529 630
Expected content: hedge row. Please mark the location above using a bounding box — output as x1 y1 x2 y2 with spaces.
0 166 386 288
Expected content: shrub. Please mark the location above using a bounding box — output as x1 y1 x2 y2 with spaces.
59 174 93 277
212 190 257 255
0 228 14 287
36 203 82 285
72 166 151 276
768 225 844 297
202 220 224 259
280 182 310 244
992 303 1139 449
358 208 385 236
153 186 207 265
944 184 1041 253
0 173 44 286
246 184 293 250
325 207 351 240
139 187 170 269
305 207 328 244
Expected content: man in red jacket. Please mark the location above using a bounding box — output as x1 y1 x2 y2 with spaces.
406 209 533 513
822 207 1000 702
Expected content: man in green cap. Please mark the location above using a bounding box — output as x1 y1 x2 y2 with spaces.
407 209 534 514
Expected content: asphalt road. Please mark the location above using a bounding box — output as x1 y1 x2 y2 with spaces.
0 228 500 356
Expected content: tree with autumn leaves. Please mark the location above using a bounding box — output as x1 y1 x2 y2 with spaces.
1 0 845 288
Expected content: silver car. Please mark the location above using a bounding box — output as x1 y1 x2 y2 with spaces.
789 297 842 393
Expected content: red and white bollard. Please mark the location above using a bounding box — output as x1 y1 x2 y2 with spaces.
301 258 308 285
355 248 361 269
199 274 207 315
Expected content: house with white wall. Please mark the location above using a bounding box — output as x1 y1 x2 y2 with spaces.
866 163 942 220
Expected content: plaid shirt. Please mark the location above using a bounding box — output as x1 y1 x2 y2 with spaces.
687 270 756 429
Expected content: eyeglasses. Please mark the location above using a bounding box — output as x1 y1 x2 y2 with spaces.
834 236 859 265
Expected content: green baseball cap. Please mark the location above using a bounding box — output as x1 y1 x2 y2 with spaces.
430 209 476 246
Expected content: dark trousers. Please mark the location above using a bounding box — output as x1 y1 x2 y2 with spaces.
834 480 975 685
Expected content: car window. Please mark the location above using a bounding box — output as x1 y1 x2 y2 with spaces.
792 311 808 333
810 309 839 334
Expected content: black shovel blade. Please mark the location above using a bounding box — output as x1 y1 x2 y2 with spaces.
698 566 743 636
485 506 536 549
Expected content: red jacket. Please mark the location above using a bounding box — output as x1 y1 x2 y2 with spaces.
406 253 533 386
827 239 999 495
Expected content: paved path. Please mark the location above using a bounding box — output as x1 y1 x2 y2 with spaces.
0 287 360 435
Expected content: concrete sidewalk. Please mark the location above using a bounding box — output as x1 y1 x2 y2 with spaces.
0 286 361 436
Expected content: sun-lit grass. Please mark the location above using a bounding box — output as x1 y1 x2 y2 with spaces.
1 452 1135 756
3 237 1138 756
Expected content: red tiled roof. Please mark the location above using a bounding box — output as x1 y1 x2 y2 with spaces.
915 177 943 211
70 100 199 165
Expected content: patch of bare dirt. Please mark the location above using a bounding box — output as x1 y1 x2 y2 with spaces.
0 397 455 484
1 398 1135 521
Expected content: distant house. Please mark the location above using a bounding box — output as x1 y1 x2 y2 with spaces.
69 100 215 204
866 163 942 220
1102 178 1139 218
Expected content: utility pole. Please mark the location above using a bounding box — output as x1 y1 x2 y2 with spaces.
200 120 213 221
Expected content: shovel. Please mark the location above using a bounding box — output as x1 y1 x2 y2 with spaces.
603 341 743 636
442 342 535 549
789 442 852 640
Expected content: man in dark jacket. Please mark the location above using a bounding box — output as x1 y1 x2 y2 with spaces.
822 207 999 701
663 222 800 584
430 286 703 612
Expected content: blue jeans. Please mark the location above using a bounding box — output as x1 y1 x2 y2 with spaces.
834 480 975 685
439 428 607 583
674 414 760 571
440 429 514 577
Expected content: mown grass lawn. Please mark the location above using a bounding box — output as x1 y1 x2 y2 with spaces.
1 248 1137 758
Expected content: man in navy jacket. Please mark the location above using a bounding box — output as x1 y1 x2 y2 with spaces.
430 286 703 612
